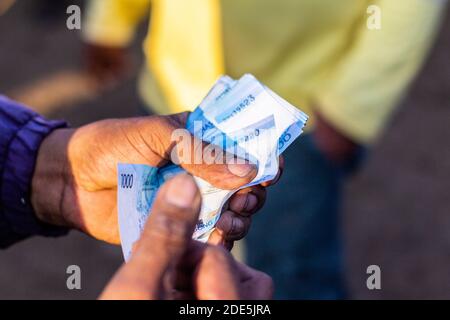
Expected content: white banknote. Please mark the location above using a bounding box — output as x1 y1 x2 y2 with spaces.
118 74 308 261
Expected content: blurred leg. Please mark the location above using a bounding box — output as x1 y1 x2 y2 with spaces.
246 134 362 299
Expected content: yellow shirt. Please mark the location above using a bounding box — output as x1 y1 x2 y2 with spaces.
84 0 446 144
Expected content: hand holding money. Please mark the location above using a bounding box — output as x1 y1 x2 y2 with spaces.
31 111 270 245
118 74 308 259
101 174 273 300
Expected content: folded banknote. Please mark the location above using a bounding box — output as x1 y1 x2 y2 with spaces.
118 74 308 261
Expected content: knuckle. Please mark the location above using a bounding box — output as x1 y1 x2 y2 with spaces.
256 272 274 296
217 211 233 230
218 212 251 241
260 272 273 288
229 194 247 213
233 216 250 237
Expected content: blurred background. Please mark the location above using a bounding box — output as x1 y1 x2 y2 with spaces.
0 0 449 299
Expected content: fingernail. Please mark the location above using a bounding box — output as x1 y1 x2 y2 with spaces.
166 175 198 208
227 163 256 178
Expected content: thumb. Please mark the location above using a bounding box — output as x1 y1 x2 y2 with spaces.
168 115 258 190
100 174 201 300
138 112 258 190
131 174 201 287
136 112 258 189
180 150 258 190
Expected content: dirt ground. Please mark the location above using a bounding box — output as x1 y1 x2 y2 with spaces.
0 0 449 299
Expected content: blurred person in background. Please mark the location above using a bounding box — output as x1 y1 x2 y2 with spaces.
83 0 447 298
30 0 74 22
0 0 77 22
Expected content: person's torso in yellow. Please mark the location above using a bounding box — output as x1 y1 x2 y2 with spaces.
85 0 445 144
142 0 366 117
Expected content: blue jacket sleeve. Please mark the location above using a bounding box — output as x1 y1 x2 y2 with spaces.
0 96 69 248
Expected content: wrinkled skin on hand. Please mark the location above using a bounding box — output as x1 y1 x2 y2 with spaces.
31 113 282 247
100 175 273 300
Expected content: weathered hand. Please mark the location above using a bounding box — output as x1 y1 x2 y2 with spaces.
31 112 278 245
100 174 273 300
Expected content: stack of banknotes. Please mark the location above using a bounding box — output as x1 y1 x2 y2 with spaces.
118 74 308 260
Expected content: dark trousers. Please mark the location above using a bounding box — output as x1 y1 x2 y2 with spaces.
246 134 365 299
